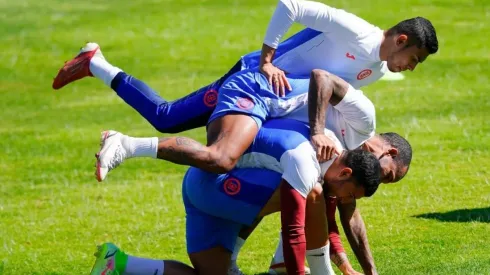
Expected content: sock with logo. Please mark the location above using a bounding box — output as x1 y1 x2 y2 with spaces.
306 244 335 274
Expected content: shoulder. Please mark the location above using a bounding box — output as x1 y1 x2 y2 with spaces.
326 8 380 39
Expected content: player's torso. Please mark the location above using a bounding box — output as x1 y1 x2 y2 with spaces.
282 105 347 148
272 30 386 89
236 119 342 194
236 118 314 173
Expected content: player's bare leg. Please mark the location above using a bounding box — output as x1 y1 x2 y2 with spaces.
95 114 258 181
189 246 232 275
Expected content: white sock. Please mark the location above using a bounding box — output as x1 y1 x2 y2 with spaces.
123 136 158 158
306 244 335 275
124 255 164 275
272 232 285 264
231 237 246 262
89 56 122 87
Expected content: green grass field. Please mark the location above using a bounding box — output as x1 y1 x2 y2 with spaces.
1 0 490 274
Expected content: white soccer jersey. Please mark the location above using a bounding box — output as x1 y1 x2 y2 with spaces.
264 0 388 89
283 84 376 150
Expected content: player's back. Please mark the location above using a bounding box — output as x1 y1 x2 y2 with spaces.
241 4 388 89
236 118 343 197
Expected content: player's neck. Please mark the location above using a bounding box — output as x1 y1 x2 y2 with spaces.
379 31 390 61
363 138 384 158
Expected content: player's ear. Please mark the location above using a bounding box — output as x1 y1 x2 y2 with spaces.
388 147 399 158
396 34 408 46
339 167 353 180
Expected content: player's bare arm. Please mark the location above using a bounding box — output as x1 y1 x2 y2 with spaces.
259 44 291 96
305 183 328 250
338 200 378 275
331 252 363 275
308 69 349 162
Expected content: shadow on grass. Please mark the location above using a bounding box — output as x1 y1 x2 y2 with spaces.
414 207 490 223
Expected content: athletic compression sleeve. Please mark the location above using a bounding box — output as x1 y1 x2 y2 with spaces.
280 180 307 275
326 196 345 254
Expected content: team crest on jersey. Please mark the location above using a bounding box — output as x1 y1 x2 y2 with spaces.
236 97 254 110
223 178 241 195
357 69 372 80
203 89 218 107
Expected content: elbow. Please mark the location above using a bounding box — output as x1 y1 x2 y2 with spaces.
306 183 324 204
310 69 336 91
311 69 332 82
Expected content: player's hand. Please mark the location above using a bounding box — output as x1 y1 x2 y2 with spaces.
343 269 364 275
260 62 292 97
338 262 364 275
311 134 341 162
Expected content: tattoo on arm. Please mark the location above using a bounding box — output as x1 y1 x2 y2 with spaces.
175 137 204 151
338 200 377 275
157 137 205 165
331 252 348 268
308 69 350 135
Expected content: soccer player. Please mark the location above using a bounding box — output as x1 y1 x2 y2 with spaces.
95 111 410 275
89 128 382 275
52 1 438 170
85 59 366 183
257 0 438 95
230 127 412 275
53 1 438 124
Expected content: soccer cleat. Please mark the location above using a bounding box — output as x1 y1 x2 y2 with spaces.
90 243 125 275
268 262 311 275
95 130 129 182
52 42 105 89
228 261 246 275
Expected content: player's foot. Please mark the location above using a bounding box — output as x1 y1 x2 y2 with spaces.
90 242 127 275
228 260 245 275
95 130 129 182
268 262 311 275
52 42 105 89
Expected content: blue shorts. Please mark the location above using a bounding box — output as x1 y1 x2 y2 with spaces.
208 69 273 128
182 167 282 253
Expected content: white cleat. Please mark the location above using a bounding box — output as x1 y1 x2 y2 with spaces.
95 130 129 182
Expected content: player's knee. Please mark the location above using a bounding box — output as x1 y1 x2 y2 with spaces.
151 105 181 134
207 150 238 173
311 69 331 82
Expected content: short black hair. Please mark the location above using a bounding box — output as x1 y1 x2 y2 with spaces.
380 132 412 167
387 17 438 54
380 132 412 180
345 150 381 197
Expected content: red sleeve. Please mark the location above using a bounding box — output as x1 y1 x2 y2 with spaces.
280 180 307 275
326 196 345 254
